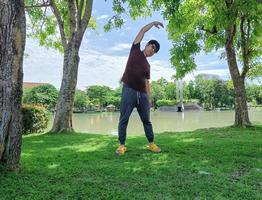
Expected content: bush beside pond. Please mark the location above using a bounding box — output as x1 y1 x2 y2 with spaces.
22 104 50 135
156 99 177 107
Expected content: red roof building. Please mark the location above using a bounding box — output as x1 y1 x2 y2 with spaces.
23 82 48 89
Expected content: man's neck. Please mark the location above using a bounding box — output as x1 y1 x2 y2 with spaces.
142 50 147 57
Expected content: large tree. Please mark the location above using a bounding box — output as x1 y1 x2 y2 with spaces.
111 0 262 127
0 0 26 170
158 0 262 127
26 0 94 132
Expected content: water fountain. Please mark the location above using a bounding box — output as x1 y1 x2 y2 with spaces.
176 79 184 112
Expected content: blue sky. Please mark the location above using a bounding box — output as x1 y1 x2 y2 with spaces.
23 1 230 90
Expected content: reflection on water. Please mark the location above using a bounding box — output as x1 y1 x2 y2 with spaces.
47 110 262 135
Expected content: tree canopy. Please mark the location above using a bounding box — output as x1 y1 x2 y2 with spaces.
152 0 262 78
25 0 96 52
23 84 59 111
109 0 262 78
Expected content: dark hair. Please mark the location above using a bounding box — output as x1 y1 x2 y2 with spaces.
147 40 160 53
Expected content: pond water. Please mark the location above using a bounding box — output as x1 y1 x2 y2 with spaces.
47 110 262 135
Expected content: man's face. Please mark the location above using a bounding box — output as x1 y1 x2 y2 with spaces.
144 43 157 57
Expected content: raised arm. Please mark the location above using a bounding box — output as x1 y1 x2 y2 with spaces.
133 21 164 44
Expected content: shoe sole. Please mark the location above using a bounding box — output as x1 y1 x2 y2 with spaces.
148 149 161 153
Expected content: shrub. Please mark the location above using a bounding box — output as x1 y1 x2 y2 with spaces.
22 104 50 134
184 99 200 104
156 99 177 107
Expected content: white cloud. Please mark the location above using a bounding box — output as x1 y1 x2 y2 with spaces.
195 53 228 70
24 39 128 90
24 39 178 90
24 39 63 89
23 38 230 92
78 50 128 89
196 69 230 77
96 14 109 20
150 60 175 81
182 69 230 82
109 43 131 51
196 60 223 68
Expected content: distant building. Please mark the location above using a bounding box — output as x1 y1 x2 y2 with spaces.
106 104 116 112
196 73 221 80
23 82 48 89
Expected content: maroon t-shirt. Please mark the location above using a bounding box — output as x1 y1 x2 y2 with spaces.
121 43 150 92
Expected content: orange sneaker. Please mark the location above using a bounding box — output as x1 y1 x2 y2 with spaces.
116 145 127 155
148 143 161 153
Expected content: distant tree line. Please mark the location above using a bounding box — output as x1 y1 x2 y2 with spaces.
22 75 262 112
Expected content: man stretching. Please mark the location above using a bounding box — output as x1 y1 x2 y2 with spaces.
116 21 163 155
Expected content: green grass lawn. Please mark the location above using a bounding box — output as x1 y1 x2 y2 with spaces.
1 126 262 200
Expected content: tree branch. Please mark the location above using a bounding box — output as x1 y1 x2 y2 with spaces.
225 0 233 8
39 6 48 33
24 0 50 8
50 0 67 47
24 4 50 8
79 0 93 38
68 0 77 38
247 19 251 44
77 0 84 30
240 15 250 78
76 0 79 8
201 26 218 34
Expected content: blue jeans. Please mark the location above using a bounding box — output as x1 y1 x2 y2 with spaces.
118 84 154 144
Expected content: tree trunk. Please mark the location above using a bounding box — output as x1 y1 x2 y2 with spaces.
0 0 26 170
225 26 251 127
48 0 93 133
50 42 80 133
